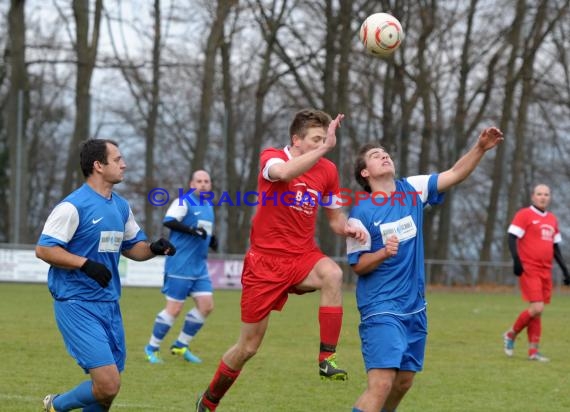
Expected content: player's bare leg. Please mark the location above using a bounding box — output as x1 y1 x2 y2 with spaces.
90 364 121 409
353 368 396 411
384 371 415 411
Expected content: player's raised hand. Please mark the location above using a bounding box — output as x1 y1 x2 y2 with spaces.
478 126 504 151
384 235 399 257
324 114 345 150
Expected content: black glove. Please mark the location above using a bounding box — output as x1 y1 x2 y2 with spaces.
150 238 176 256
81 259 112 288
189 227 207 239
209 235 218 252
563 270 570 286
513 258 523 277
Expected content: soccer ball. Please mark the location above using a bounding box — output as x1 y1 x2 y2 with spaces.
359 13 403 57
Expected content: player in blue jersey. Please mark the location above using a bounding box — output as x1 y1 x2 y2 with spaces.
36 139 175 412
347 127 503 412
144 170 217 364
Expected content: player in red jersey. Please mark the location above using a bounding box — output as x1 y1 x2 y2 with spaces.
195 109 366 411
503 184 570 362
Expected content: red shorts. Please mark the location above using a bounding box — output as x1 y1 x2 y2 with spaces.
240 248 326 323
519 268 552 303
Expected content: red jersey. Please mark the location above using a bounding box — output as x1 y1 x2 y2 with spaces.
249 146 341 255
508 205 561 271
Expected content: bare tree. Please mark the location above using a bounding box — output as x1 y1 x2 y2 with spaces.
61 0 102 196
192 0 238 172
479 0 527 278
6 0 30 243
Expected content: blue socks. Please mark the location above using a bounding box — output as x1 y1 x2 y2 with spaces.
53 381 97 410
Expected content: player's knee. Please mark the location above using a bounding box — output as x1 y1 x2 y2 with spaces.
168 306 183 318
529 302 545 316
326 265 344 286
93 378 121 401
201 305 214 317
371 379 393 397
241 343 259 361
394 375 414 394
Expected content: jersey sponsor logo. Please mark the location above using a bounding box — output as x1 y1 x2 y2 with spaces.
540 224 555 242
379 215 417 243
98 231 123 252
92 217 103 224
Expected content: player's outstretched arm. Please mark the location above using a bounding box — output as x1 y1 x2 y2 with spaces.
437 126 503 192
268 114 344 182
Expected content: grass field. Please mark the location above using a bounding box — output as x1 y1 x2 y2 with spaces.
1 283 570 411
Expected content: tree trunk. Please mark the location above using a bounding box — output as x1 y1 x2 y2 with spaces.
62 0 102 196
192 0 237 172
7 0 30 243
505 1 548 229
479 0 526 279
144 0 162 239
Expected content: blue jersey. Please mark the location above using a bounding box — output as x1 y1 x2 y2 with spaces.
347 175 444 320
163 193 214 277
38 184 147 301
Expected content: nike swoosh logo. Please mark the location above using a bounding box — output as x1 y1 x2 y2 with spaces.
194 211 201 215
92 217 103 224
373 220 382 226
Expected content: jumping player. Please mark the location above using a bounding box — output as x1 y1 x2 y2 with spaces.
195 109 366 411
347 126 503 412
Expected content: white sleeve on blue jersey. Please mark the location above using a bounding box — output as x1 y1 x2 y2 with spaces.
404 175 431 203
164 198 188 222
41 202 80 243
124 207 142 241
262 158 286 182
346 217 371 254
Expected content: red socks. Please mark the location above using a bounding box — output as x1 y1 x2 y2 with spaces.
203 360 241 410
512 309 532 335
318 306 343 362
527 315 541 345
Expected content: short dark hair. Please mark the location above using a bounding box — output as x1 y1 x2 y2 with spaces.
354 143 386 193
289 109 332 143
79 139 119 177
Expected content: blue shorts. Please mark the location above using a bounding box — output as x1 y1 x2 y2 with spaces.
161 274 213 301
359 310 427 372
54 300 126 373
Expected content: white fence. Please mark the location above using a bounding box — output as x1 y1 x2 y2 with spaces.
1 245 566 288
0 246 243 289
